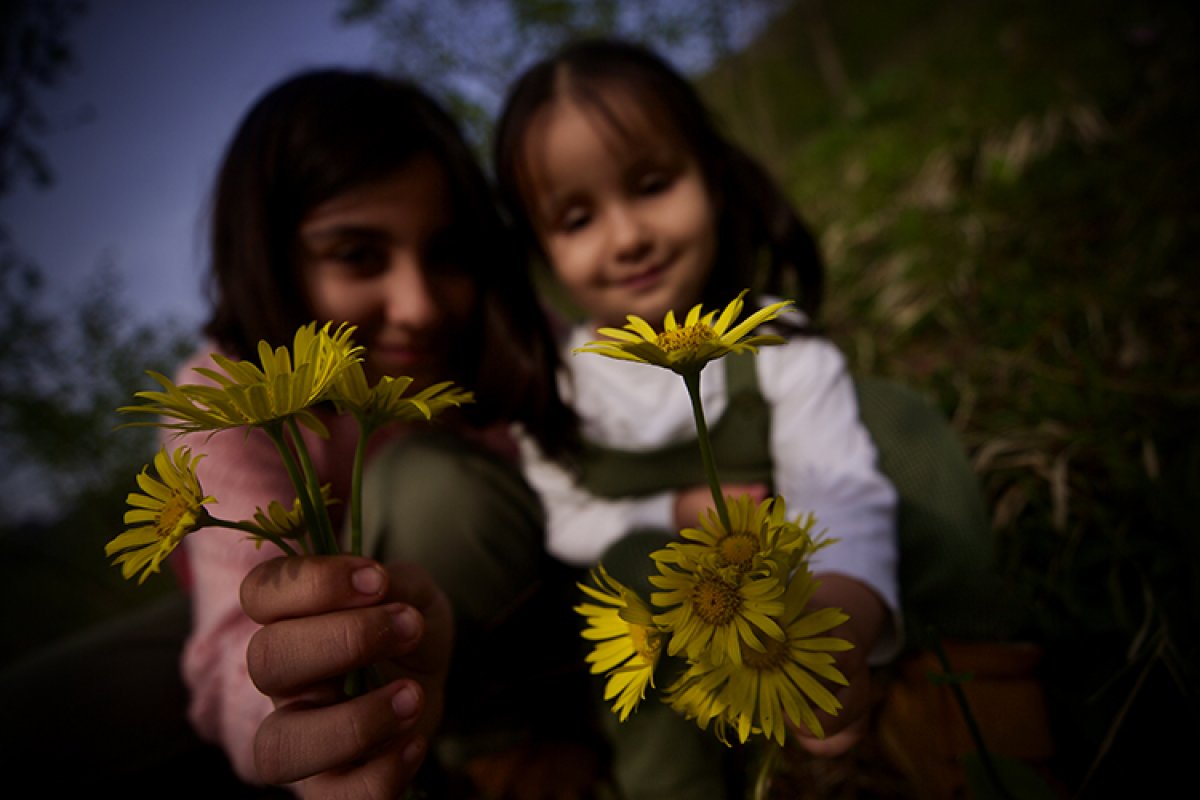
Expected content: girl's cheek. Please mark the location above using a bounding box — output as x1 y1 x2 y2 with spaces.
441 278 478 328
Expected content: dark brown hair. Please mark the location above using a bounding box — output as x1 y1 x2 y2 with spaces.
204 68 574 454
493 37 825 323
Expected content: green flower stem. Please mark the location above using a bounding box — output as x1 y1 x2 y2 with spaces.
286 417 338 554
929 634 1013 800
210 517 300 557
349 422 374 557
682 370 731 532
346 420 384 695
752 742 783 800
264 424 331 555
343 663 386 698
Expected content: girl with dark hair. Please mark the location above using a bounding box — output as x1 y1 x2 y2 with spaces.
494 38 900 799
205 67 571 448
173 67 582 797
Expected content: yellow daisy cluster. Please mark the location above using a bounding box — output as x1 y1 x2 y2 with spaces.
121 321 363 436
579 496 848 746
108 321 472 582
574 292 853 747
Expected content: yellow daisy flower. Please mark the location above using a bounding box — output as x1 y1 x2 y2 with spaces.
649 556 787 668
665 569 852 745
106 446 216 584
407 380 475 420
120 321 363 434
331 360 474 431
659 494 827 577
575 565 666 722
573 291 794 376
250 484 338 542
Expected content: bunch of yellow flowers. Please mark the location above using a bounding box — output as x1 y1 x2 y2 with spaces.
573 292 853 747
106 321 472 581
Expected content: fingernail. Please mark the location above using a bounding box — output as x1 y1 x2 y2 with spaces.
392 683 419 720
390 604 419 641
352 565 384 595
402 737 425 765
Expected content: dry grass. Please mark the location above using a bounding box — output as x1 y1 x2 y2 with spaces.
703 0 1198 793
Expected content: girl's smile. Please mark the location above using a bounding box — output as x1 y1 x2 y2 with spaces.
614 260 669 291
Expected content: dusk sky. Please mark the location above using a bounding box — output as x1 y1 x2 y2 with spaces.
3 1 774 334
3 0 379 331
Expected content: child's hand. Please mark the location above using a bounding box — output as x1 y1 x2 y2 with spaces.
673 482 769 528
241 554 453 798
786 573 887 757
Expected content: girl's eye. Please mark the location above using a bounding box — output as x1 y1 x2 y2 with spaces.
327 242 387 274
559 207 592 234
636 170 673 197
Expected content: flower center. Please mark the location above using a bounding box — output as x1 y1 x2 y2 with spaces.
630 623 662 662
718 532 759 569
691 575 742 625
742 633 790 670
657 323 717 353
156 495 197 541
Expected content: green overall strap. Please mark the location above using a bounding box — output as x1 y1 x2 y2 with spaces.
575 353 774 498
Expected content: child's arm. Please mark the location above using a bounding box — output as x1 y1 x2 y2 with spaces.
516 433 677 565
241 555 453 797
672 483 770 528
760 340 902 661
177 423 300 782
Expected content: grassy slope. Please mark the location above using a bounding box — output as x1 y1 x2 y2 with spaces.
701 0 1198 793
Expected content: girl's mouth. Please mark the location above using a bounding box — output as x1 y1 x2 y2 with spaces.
369 341 437 376
616 261 668 292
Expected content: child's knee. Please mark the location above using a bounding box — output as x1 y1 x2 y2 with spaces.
362 433 545 620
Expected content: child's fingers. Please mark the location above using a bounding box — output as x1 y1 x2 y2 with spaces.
254 679 425 787
786 656 873 756
299 734 427 800
724 482 770 502
241 555 389 624
247 603 423 696
790 714 868 758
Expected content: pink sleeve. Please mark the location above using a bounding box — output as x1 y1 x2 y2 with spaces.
162 348 319 784
177 422 292 783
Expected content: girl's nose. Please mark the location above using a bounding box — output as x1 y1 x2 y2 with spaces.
383 258 439 329
609 205 653 263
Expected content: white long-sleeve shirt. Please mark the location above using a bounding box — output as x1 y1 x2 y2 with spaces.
517 322 902 658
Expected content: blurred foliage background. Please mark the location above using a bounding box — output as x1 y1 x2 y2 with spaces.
2 0 1195 796
1 0 194 654
697 0 1198 793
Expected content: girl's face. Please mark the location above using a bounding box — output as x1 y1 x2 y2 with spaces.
523 90 718 330
299 154 476 388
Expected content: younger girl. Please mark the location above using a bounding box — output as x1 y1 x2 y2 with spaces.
494 38 901 799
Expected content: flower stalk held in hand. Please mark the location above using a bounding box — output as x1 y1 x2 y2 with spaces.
572 291 853 749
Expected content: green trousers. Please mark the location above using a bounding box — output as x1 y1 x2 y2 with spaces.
363 430 601 771
362 429 547 639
